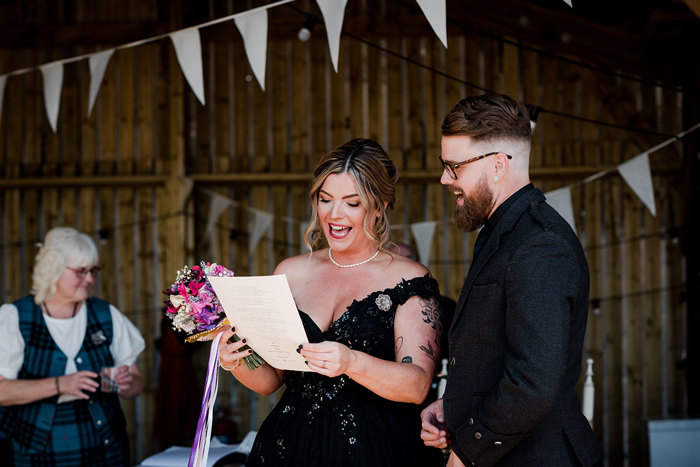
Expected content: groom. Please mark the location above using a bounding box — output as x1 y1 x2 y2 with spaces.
420 94 602 466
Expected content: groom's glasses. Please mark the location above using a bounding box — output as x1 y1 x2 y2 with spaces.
439 152 512 180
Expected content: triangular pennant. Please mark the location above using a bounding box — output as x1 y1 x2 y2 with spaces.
180 177 194 210
170 29 206 105
0 74 7 123
410 221 437 266
234 9 268 91
316 0 349 72
545 187 577 234
40 63 64 133
204 193 231 239
249 209 273 252
88 49 114 117
618 152 656 216
299 222 310 254
415 0 447 48
563 0 573 6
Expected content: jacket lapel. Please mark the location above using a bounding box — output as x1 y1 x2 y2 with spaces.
449 188 546 333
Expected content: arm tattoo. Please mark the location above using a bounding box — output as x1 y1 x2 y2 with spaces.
419 340 436 360
420 297 443 348
395 336 404 356
401 356 413 364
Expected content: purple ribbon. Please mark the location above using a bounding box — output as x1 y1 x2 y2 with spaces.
189 332 223 467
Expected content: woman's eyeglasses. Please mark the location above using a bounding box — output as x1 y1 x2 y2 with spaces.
67 266 101 278
439 152 512 180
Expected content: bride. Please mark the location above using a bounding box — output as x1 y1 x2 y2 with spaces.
219 138 444 466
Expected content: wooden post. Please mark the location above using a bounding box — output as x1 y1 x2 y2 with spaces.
684 64 700 417
159 5 186 283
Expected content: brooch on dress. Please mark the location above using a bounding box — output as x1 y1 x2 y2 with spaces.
91 330 107 345
375 294 392 311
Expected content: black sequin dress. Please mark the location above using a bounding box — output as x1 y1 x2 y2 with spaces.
245 275 443 467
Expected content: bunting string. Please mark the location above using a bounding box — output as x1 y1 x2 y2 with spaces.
0 0 689 138
567 122 700 190
385 0 682 92
1 0 295 79
0 0 697 266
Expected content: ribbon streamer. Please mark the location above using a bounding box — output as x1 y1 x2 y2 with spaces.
189 332 223 467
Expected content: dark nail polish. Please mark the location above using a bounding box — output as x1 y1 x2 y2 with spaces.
304 360 308 365
296 347 301 353
297 344 303 351
242 338 247 344
248 349 253 354
231 326 235 332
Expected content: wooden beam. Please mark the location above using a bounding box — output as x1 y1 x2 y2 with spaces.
186 163 683 185
0 175 167 189
683 55 700 417
0 162 682 189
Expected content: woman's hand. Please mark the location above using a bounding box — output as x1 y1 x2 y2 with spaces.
299 341 357 377
218 325 254 372
58 370 99 399
111 365 133 392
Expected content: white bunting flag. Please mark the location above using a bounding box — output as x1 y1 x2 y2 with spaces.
416 0 448 48
563 0 573 6
180 177 194 210
170 29 206 105
235 9 268 91
410 221 437 266
316 0 349 72
88 49 114 117
545 187 576 234
40 63 63 133
204 193 231 239
617 152 656 216
0 74 7 123
299 222 309 254
249 209 273 253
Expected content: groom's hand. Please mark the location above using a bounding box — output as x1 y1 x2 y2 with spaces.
446 451 465 467
420 399 449 448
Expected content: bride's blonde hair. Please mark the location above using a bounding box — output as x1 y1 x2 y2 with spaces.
304 138 398 251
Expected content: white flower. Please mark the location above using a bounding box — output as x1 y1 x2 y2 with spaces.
375 294 392 311
173 311 196 333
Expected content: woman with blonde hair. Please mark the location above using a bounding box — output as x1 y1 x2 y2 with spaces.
0 227 145 466
218 138 444 466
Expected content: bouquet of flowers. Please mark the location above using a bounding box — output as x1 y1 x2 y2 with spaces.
163 261 264 370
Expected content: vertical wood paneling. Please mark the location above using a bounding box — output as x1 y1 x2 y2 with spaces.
0 5 692 465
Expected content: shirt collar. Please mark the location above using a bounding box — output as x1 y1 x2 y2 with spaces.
482 183 534 236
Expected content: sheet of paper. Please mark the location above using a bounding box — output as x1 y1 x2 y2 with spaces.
208 274 309 371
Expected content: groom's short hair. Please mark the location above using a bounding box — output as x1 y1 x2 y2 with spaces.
442 93 531 143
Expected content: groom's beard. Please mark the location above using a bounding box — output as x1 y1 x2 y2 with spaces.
452 175 494 233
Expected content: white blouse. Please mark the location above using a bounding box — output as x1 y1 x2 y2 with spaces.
0 301 145 403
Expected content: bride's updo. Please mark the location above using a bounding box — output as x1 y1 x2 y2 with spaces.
304 138 398 251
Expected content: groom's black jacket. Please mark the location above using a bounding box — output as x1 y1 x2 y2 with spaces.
443 185 602 466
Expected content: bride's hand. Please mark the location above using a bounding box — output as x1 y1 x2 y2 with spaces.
299 341 356 377
218 325 254 372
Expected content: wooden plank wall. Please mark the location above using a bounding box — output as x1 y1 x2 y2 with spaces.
0 0 689 464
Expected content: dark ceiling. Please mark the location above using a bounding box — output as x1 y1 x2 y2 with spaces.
1 0 698 89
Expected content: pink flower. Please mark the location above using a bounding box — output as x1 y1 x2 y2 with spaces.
189 280 204 296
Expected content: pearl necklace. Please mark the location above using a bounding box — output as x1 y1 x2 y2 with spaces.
328 248 381 268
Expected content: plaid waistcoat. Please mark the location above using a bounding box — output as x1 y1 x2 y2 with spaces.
2 296 126 454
